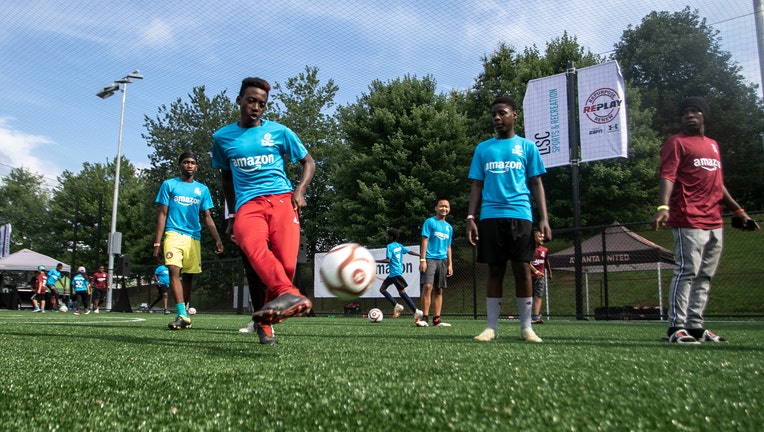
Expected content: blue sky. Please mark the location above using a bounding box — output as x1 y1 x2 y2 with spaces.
0 0 760 187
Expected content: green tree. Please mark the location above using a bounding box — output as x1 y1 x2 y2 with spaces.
614 7 764 209
466 35 602 140
48 157 150 270
0 168 51 254
268 66 343 253
332 75 472 245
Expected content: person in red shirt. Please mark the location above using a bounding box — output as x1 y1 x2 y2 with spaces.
652 97 759 344
90 265 109 313
31 265 47 312
529 231 552 324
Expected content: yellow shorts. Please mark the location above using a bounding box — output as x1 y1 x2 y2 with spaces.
163 231 202 274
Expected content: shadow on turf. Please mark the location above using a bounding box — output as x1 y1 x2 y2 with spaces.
0 328 282 359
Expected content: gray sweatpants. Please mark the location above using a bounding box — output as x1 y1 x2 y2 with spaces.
668 227 723 330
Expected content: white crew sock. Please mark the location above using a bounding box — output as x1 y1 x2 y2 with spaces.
486 297 502 330
517 297 533 329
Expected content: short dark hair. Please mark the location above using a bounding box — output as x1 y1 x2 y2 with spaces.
239 77 272 97
178 151 198 164
386 228 400 241
491 96 517 111
435 197 450 206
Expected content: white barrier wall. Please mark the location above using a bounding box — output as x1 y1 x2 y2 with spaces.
314 245 421 298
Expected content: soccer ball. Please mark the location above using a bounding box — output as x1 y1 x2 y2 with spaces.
58 304 68 313
368 308 383 323
320 243 376 300
187 307 197 315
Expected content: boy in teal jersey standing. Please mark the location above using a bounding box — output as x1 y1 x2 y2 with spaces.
153 152 224 329
416 199 453 327
467 96 552 343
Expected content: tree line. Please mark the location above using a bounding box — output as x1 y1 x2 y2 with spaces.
2 8 762 273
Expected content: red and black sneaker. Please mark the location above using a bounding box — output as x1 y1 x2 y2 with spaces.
257 324 278 345
252 293 312 324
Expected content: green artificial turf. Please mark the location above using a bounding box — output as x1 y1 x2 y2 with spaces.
1 312 762 431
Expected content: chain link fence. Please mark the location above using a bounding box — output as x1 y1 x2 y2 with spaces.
117 215 762 320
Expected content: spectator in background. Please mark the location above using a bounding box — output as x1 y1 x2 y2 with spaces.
149 264 171 315
31 265 47 312
91 265 109 313
45 262 63 310
530 230 552 324
651 96 760 344
71 266 91 315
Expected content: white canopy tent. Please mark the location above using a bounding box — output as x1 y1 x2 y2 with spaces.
0 249 71 272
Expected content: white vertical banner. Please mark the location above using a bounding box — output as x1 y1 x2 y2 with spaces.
0 223 10 258
577 61 628 162
523 72 570 168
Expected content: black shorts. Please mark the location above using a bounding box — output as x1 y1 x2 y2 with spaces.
93 288 107 300
157 284 170 295
381 275 408 291
74 291 89 302
476 218 535 264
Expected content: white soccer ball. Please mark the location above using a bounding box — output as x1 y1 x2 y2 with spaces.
368 308 383 323
320 243 377 300
58 304 68 313
187 307 197 315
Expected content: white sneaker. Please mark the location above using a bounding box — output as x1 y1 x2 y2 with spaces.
413 309 424 324
94 309 99 314
699 329 726 343
84 310 91 315
435 321 451 327
239 321 256 333
415 320 429 327
668 329 700 344
521 327 543 343
393 303 404 318
474 328 496 341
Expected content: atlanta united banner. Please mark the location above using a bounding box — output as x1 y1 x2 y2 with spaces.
314 245 421 298
523 72 570 168
577 61 628 162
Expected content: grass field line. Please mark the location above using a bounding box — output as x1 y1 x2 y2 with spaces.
0 313 146 325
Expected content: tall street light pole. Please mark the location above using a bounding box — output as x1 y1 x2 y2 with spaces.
96 70 143 310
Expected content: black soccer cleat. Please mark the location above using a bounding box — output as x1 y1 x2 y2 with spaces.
168 315 192 330
252 293 312 325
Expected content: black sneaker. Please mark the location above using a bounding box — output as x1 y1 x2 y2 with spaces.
252 293 312 324
256 324 278 345
168 315 192 330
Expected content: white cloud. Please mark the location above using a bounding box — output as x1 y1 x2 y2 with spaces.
140 18 176 48
0 117 59 186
